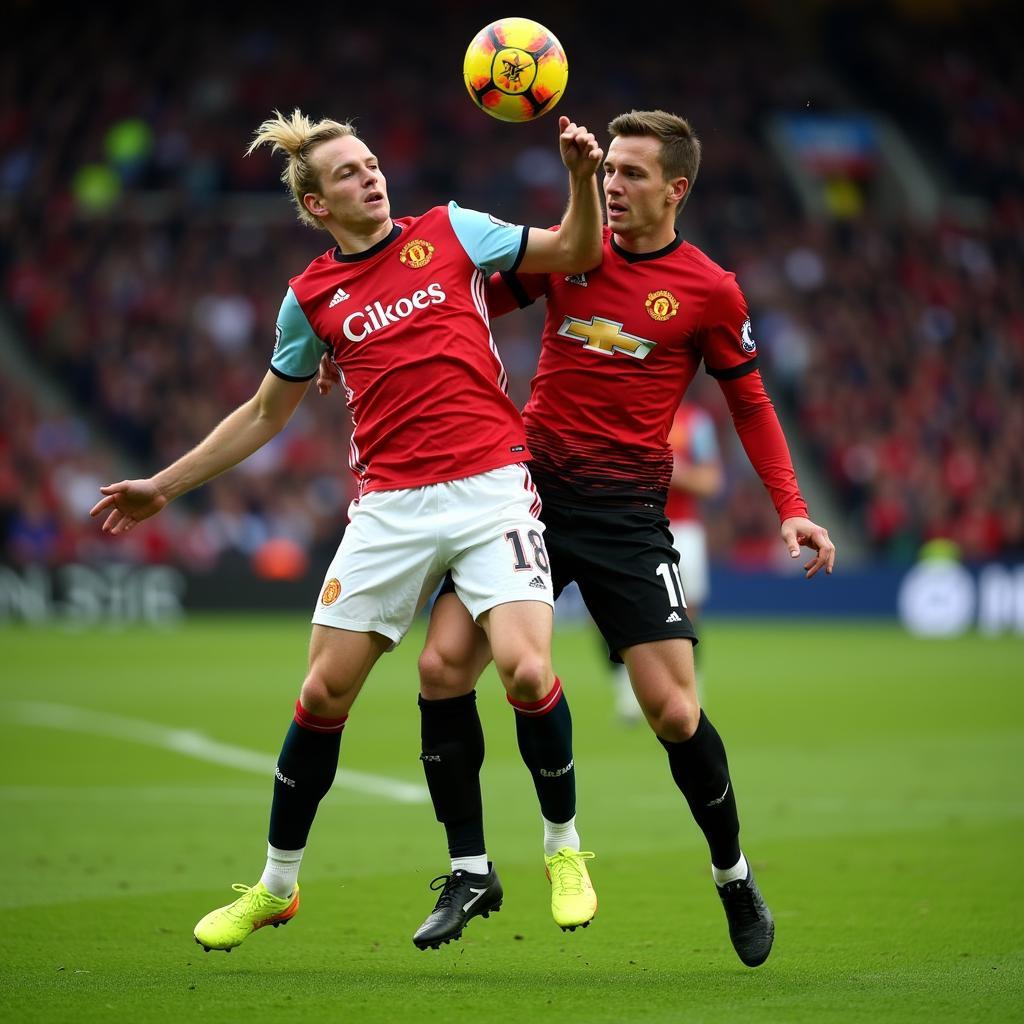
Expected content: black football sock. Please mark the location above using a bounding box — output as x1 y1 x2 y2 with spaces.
268 699 346 850
418 690 486 859
509 678 576 824
659 709 741 869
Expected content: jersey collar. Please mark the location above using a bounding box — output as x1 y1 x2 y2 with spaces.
332 222 403 263
610 230 684 263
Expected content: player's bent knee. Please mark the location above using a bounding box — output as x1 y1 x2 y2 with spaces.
417 645 449 691
500 656 554 703
299 671 354 718
650 698 701 743
417 646 477 699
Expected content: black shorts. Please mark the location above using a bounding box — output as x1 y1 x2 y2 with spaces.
438 502 698 663
542 502 698 663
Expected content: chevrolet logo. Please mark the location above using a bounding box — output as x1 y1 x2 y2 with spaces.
557 315 655 359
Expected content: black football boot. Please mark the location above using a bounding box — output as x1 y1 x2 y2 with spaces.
412 864 503 950
717 867 775 967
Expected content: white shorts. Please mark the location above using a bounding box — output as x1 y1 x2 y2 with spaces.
671 520 710 607
312 464 552 648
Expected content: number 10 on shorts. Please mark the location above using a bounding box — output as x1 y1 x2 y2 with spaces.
504 529 550 573
657 562 688 608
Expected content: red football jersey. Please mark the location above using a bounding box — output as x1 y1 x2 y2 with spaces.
279 206 530 495
489 228 808 520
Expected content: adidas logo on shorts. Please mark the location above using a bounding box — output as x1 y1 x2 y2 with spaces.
665 611 682 623
529 576 547 589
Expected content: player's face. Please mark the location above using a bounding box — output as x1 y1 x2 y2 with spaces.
603 136 684 242
305 135 390 235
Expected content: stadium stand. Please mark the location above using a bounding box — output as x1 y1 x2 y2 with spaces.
2 1 1020 573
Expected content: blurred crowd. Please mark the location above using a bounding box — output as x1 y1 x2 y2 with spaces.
1 1 1020 571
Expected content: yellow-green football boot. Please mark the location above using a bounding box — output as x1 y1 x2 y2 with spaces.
193 882 299 952
544 848 597 931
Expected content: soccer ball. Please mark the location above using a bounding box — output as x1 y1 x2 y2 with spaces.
463 18 568 123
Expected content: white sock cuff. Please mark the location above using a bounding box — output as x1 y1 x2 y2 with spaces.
450 855 490 876
266 843 305 864
542 815 580 855
712 852 749 886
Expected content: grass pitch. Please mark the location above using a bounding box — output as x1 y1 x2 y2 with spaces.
0 615 1021 1022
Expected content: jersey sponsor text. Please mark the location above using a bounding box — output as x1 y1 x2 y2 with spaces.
342 282 446 341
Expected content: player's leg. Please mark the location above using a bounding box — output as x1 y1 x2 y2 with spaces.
574 505 773 966
413 585 503 950
478 599 596 931
622 638 773 966
449 469 596 931
418 585 493 867
194 625 387 952
195 485 440 952
572 508 725 849
478 599 568 829
621 638 736 862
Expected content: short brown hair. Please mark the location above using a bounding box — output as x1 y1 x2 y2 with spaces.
247 108 357 230
608 110 701 212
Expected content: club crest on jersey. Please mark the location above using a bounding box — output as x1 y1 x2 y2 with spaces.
645 289 679 322
400 238 435 268
557 315 656 359
565 272 588 287
321 578 342 606
741 317 757 353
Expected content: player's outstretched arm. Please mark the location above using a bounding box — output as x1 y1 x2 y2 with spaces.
780 516 836 579
91 371 309 535
518 115 603 275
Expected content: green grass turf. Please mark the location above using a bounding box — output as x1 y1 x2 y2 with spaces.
0 615 1021 1022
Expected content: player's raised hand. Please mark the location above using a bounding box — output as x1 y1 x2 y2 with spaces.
90 479 168 535
316 352 341 396
558 116 603 178
780 516 836 579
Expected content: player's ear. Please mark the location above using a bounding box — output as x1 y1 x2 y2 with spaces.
667 176 689 208
303 193 329 219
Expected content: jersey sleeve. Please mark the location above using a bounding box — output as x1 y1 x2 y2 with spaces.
717 371 808 523
447 201 530 274
270 288 327 382
697 273 760 380
486 270 550 317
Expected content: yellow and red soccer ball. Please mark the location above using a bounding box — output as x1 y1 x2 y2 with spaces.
463 18 568 123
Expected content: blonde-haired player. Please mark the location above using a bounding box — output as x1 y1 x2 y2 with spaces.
93 107 605 951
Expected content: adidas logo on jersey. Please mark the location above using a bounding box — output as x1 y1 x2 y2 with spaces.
329 287 350 308
529 576 547 589
665 611 682 623
565 272 588 286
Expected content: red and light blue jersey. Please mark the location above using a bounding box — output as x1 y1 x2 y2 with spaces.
272 203 530 496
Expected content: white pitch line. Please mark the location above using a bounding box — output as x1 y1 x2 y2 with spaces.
4 701 428 804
